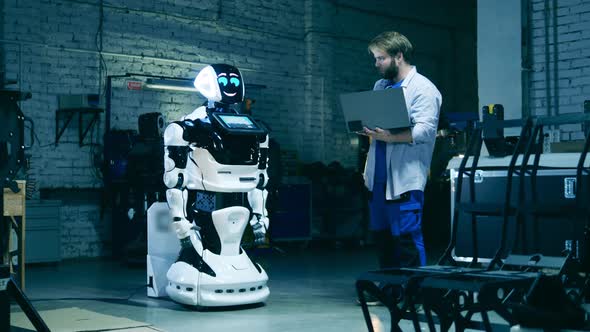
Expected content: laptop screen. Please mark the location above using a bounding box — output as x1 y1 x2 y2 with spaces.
339 89 411 133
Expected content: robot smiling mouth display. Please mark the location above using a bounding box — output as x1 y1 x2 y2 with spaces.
146 64 271 307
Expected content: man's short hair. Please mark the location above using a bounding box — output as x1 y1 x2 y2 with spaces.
368 31 413 63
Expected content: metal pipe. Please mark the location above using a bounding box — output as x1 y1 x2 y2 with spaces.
0 39 311 78
544 0 552 119
552 0 559 119
0 0 4 88
105 75 113 133
521 0 532 119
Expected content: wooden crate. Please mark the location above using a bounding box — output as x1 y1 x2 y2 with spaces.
3 180 26 216
3 180 26 289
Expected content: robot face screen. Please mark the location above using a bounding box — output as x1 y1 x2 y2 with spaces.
211 64 244 105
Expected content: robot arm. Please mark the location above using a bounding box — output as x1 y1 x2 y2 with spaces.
166 188 195 240
248 187 269 245
163 122 191 188
248 134 270 245
163 122 196 240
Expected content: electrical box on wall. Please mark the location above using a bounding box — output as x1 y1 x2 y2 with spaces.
58 94 101 110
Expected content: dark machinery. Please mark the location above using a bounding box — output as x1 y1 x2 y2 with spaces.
0 89 49 332
356 113 590 331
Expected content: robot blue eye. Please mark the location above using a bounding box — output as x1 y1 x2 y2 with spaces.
217 77 228 86
229 77 240 87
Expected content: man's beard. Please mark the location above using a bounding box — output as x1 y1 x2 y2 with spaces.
381 63 399 80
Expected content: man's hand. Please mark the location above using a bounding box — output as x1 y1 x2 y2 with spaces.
360 127 391 141
360 126 413 143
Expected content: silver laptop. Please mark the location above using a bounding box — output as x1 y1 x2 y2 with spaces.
339 88 411 133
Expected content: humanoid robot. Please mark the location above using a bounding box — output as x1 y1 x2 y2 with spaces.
162 64 270 306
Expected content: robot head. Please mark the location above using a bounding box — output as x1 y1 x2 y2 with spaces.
194 64 245 105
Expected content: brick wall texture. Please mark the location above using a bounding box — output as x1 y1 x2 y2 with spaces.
529 0 590 139
2 0 476 258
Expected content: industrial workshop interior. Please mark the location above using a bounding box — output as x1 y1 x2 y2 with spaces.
2 0 590 331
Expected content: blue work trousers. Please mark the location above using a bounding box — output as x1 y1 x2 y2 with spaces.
368 183 426 267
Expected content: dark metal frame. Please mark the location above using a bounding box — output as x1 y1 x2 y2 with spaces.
356 119 533 331
408 118 542 332
1 89 50 331
414 114 590 331
420 270 542 331
55 108 104 146
513 114 590 261
356 115 590 331
1 192 51 332
105 73 191 134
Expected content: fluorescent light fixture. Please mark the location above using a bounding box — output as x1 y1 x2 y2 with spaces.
144 78 197 92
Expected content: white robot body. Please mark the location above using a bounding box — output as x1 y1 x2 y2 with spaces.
166 254 270 307
165 206 269 306
150 64 272 308
148 205 270 306
166 252 269 307
162 107 262 193
190 148 260 192
163 148 261 193
147 203 180 298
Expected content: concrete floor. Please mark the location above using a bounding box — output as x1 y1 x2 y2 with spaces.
9 245 588 332
10 245 410 332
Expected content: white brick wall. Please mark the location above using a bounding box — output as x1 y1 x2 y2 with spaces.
61 204 108 259
2 0 476 258
529 0 590 140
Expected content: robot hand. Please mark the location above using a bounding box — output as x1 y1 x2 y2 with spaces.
250 214 269 245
